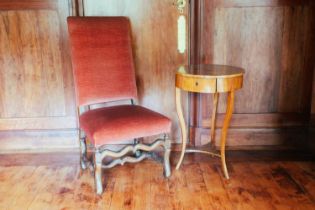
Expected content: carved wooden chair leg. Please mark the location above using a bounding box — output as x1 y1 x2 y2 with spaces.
163 135 171 178
94 149 103 195
79 130 87 170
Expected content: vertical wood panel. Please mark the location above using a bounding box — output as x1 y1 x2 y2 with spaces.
0 0 77 151
190 0 315 146
279 6 314 113
310 70 315 152
57 0 76 116
0 0 75 122
0 0 57 10
213 7 283 113
0 11 25 118
38 10 66 116
312 71 315 116
213 0 315 7
0 10 66 118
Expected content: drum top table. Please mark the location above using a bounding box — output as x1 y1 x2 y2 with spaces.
175 64 244 179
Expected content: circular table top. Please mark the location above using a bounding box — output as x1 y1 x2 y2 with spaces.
176 64 245 93
177 64 245 78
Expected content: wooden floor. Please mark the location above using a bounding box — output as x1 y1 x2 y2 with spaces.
1 151 315 210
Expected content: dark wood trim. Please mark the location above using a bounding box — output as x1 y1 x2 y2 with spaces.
309 114 315 153
213 0 315 8
191 126 309 147
71 0 84 16
0 130 78 152
311 60 315 122
189 0 201 65
201 113 310 128
311 114 315 127
305 14 315 154
188 0 202 146
0 0 58 10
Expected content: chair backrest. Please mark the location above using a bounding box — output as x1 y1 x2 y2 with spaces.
67 17 137 106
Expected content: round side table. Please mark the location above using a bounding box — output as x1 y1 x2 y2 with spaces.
175 64 244 179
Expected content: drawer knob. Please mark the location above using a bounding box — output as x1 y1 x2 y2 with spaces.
195 82 199 86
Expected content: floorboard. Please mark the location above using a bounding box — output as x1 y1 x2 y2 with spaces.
0 151 315 210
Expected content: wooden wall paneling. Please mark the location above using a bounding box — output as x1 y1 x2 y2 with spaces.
199 0 215 64
312 64 315 126
279 6 315 112
193 127 308 148
212 0 315 8
213 7 283 113
308 8 315 153
0 130 78 153
311 67 315 153
0 117 76 130
81 0 189 142
0 0 77 152
0 11 26 118
57 0 76 117
188 1 200 145
0 0 75 120
0 0 57 10
189 0 201 65
201 113 310 128
190 0 315 147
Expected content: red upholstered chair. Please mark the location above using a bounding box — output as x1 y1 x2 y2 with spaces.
67 17 171 194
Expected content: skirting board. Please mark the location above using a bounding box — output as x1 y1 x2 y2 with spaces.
0 127 310 153
0 130 79 153
190 126 309 148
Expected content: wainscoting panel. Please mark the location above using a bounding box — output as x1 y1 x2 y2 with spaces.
190 0 315 147
0 0 77 152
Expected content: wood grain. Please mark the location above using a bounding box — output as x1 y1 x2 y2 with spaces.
190 0 315 147
0 130 78 152
311 63 315 153
176 74 217 93
193 127 308 147
214 7 283 113
202 113 310 128
220 90 234 178
175 64 243 176
0 0 57 10
213 0 315 8
1 152 315 209
279 6 315 112
0 0 77 151
175 64 244 93
0 9 67 117
0 117 76 130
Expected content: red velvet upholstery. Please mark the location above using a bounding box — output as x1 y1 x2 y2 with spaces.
67 17 137 106
80 105 171 146
68 17 171 147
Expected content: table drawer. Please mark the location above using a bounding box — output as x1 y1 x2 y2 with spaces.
176 74 216 93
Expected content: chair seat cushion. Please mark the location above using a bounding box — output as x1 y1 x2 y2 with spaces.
79 105 171 146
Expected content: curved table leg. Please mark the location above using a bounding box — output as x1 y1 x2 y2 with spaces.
175 87 187 170
211 92 219 147
220 90 235 179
